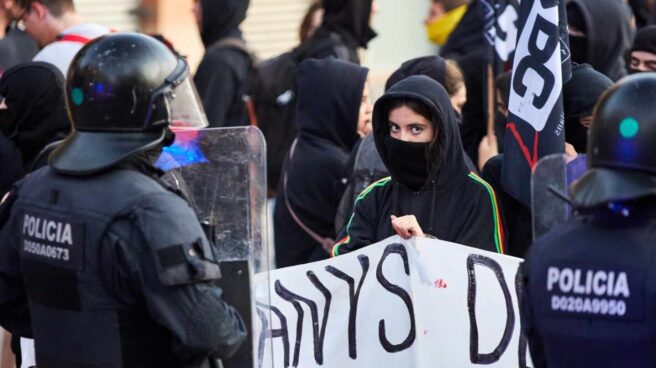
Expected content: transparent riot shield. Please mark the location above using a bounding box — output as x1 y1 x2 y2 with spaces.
155 127 272 368
531 154 588 240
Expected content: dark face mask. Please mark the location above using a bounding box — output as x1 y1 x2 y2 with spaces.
384 135 430 191
569 35 588 64
0 109 17 139
565 117 588 154
628 67 642 75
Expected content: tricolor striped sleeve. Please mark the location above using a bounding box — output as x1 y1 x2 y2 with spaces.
467 172 506 254
331 177 392 257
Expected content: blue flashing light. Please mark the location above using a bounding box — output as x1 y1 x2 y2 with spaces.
155 136 208 171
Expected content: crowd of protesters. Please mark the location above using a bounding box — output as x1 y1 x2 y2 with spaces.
3 0 656 366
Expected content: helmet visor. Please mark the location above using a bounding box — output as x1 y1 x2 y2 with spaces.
167 77 209 130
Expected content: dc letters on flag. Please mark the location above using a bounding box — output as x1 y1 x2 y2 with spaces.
254 236 532 368
508 0 563 132
501 0 570 206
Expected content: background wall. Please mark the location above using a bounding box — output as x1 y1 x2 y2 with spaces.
366 0 438 97
73 0 437 96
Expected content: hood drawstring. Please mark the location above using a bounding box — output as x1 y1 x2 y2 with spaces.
428 180 437 236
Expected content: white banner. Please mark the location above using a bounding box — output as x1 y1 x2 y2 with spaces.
254 236 532 367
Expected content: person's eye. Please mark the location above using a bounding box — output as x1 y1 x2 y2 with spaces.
630 58 640 67
411 126 424 134
389 123 399 132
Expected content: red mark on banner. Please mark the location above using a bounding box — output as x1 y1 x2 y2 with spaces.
506 122 539 169
434 279 448 289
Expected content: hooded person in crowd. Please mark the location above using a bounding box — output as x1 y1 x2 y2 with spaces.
334 55 471 233
0 0 38 75
564 63 614 153
193 0 252 127
274 58 370 268
425 0 488 166
566 0 635 81
385 56 467 117
0 62 70 195
333 76 505 257
628 25 656 73
303 0 378 64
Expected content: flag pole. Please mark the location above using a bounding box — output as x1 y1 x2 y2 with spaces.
486 63 496 137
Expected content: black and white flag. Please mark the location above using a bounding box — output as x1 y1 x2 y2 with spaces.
501 0 571 207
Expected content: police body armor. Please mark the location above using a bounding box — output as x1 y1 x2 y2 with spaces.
11 166 222 367
523 211 656 367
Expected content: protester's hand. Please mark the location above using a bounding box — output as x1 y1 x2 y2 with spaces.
565 142 578 163
391 215 425 239
478 134 499 170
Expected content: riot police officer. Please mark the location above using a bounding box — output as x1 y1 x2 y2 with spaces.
0 32 247 367
521 73 656 367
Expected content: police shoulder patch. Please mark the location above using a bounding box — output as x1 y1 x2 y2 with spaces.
152 237 222 286
19 209 85 270
542 262 646 321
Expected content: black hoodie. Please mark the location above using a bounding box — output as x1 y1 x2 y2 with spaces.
563 63 613 153
631 25 656 55
334 55 478 232
193 0 252 127
566 0 634 81
304 0 377 64
0 62 70 194
274 58 368 268
385 55 447 91
333 76 505 256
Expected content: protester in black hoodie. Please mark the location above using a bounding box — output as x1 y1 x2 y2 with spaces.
333 76 505 256
303 0 378 64
564 63 614 153
566 0 634 81
0 62 70 195
628 25 656 73
334 55 473 233
274 58 370 268
192 0 251 127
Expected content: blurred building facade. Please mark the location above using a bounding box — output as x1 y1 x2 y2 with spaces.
73 0 436 96
75 0 313 71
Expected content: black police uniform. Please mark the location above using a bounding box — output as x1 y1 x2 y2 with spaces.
0 166 246 367
0 32 246 367
521 209 656 367
521 73 656 368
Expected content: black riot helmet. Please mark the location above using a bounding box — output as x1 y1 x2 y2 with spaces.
50 32 208 175
571 73 656 209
